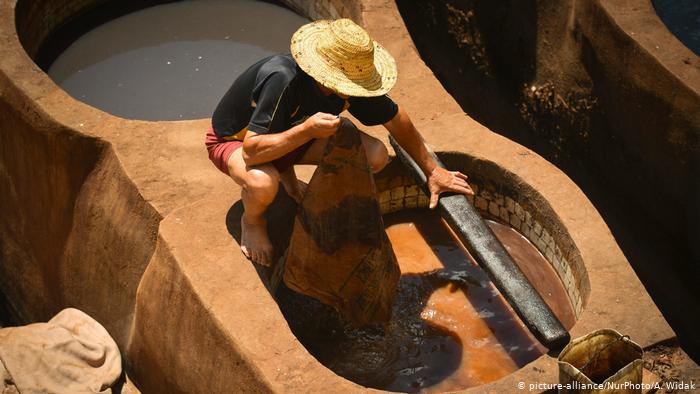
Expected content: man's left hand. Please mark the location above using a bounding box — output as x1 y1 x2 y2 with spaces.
427 167 474 209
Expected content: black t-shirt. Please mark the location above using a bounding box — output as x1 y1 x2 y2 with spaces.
212 54 398 140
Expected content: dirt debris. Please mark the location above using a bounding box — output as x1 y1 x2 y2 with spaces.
643 343 700 393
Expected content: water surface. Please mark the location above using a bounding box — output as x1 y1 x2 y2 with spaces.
280 209 575 392
653 0 700 55
48 0 308 120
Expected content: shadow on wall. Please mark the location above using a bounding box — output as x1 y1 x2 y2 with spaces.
396 0 700 361
0 81 160 353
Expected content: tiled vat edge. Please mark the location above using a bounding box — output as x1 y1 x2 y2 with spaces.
374 157 590 320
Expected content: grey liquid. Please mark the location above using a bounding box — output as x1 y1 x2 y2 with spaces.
48 0 308 121
652 0 700 55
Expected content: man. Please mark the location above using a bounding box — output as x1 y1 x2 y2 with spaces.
206 19 473 267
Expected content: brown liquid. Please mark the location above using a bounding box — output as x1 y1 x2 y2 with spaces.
279 209 575 392
486 220 577 330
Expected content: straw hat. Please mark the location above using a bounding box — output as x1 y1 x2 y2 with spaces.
291 19 398 97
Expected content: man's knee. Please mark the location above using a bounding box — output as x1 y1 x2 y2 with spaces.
242 165 280 199
227 150 279 188
365 138 389 173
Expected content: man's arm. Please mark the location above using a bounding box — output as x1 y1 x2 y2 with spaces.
242 112 340 167
383 105 474 208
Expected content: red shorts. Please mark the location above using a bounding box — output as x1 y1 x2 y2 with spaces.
204 127 313 175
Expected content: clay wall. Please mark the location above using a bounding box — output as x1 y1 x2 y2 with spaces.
127 237 270 394
2 0 162 351
281 0 362 22
14 0 109 58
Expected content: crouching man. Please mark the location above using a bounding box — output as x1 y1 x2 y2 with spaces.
205 19 473 266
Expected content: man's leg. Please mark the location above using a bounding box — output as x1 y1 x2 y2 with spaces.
227 147 279 267
279 166 306 203
299 131 389 173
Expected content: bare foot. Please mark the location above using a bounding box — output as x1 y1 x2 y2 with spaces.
240 213 273 267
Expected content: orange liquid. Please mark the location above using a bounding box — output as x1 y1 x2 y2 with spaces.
279 209 574 392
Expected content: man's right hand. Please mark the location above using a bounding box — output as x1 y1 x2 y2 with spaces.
303 112 341 138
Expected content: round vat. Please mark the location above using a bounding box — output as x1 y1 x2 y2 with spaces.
38 0 308 120
277 155 588 392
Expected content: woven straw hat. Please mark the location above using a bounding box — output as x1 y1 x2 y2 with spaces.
291 19 398 97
